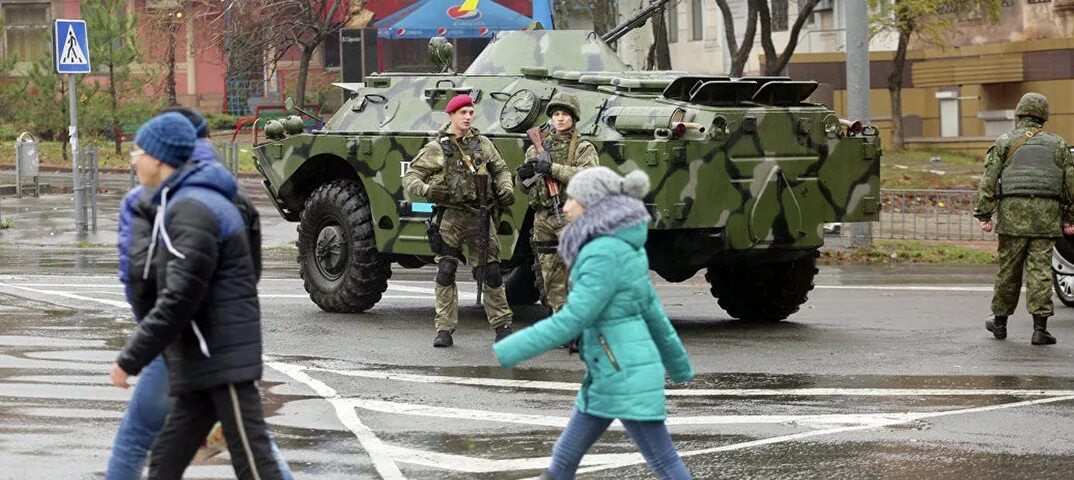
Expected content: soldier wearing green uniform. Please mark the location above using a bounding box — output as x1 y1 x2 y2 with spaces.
403 95 516 348
975 92 1074 345
517 93 600 312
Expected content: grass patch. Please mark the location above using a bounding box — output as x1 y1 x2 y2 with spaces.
0 218 13 229
821 239 996 265
881 149 984 190
1 137 258 174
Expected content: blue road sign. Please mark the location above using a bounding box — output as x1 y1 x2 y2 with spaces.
54 19 91 74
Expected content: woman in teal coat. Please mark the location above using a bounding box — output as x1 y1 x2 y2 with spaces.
494 167 694 480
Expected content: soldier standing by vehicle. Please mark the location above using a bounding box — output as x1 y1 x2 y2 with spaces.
403 94 516 348
975 92 1074 345
517 93 600 312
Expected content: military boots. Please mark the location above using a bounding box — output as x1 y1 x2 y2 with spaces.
494 325 513 342
433 330 453 348
985 315 1008 340
1032 315 1057 345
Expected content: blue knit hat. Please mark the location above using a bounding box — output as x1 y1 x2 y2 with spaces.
135 112 196 168
158 106 209 138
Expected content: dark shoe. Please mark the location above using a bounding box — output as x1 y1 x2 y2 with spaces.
538 471 556 480
494 325 513 342
985 315 1008 340
433 330 453 348
1032 315 1057 345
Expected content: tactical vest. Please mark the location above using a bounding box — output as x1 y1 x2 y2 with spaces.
438 133 488 206
1000 132 1063 199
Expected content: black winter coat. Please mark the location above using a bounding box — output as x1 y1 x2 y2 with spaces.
117 159 264 394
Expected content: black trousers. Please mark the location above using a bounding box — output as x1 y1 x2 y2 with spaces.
148 381 283 480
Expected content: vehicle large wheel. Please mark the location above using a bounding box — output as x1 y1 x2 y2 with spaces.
1053 271 1074 308
705 250 819 322
297 180 391 313
504 257 542 305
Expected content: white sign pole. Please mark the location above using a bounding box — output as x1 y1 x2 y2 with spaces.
68 73 83 232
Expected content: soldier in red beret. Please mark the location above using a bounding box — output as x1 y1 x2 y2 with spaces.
403 94 517 347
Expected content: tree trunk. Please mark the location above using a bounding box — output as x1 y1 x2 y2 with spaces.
888 26 911 151
757 0 819 75
651 9 672 70
727 1 758 77
166 25 177 106
109 61 121 154
295 46 314 107
591 0 617 37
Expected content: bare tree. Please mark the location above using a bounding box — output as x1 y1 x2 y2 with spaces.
756 0 820 75
648 8 672 70
714 0 759 77
141 4 186 106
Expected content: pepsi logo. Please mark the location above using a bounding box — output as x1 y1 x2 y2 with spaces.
395 27 406 36
478 27 489 35
447 5 481 20
437 27 448 35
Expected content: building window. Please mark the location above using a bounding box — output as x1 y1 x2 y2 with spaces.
691 0 703 40
2 3 50 61
772 0 789 31
323 32 340 69
668 2 677 43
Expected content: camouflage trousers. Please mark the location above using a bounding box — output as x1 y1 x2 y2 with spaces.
991 235 1056 317
532 209 568 311
434 207 512 332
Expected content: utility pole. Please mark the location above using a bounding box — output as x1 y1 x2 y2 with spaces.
845 0 872 247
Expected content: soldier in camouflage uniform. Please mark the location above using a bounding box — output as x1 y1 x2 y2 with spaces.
517 93 600 312
975 92 1074 345
403 95 516 348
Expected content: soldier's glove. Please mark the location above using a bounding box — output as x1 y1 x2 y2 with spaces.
536 153 553 176
517 162 536 180
427 184 452 203
496 188 515 208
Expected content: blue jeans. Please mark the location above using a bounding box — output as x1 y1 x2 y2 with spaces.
547 409 692 480
105 355 293 480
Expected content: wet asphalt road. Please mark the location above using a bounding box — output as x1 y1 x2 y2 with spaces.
2 250 1074 480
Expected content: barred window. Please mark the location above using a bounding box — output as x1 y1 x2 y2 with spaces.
772 0 789 32
2 3 50 61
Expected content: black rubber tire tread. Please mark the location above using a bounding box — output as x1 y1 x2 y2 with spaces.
706 250 819 322
1052 271 1074 308
297 179 391 313
504 257 541 305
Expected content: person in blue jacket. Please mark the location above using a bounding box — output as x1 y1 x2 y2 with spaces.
106 109 290 479
493 167 695 480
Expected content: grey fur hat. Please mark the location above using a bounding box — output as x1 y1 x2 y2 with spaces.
566 167 650 207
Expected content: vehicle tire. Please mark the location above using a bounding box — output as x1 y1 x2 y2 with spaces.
705 250 819 322
297 179 391 313
1052 271 1074 308
504 257 541 305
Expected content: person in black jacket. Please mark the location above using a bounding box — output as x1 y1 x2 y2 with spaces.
109 112 283 480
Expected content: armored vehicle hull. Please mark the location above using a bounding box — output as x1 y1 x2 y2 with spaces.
253 30 880 321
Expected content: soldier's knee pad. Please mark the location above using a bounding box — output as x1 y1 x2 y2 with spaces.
436 258 458 286
483 263 503 288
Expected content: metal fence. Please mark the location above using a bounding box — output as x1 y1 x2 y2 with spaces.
128 142 240 189
873 189 988 241
225 79 265 116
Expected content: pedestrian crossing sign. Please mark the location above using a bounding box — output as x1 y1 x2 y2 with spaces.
54 19 91 74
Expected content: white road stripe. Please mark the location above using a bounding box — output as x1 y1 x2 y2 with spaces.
0 284 128 308
815 285 996 292
267 362 405 480
344 397 923 429
309 366 1074 397
565 395 1074 479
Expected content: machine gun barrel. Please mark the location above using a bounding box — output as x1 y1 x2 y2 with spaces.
600 0 674 45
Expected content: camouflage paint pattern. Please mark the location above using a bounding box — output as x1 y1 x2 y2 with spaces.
992 235 1054 317
252 30 882 281
1015 92 1049 122
433 208 512 332
532 209 568 311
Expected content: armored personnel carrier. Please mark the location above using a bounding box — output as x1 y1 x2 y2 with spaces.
252 11 881 321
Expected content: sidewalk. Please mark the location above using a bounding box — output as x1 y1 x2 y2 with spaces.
0 168 296 249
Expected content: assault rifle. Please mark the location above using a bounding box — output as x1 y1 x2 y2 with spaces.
473 173 491 306
524 127 564 226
